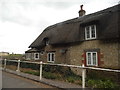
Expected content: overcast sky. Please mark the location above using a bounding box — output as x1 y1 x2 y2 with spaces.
0 0 119 54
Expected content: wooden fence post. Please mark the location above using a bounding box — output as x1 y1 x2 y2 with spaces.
39 61 43 80
82 64 86 88
16 60 20 72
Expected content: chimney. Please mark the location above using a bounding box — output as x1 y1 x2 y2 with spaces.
78 5 86 17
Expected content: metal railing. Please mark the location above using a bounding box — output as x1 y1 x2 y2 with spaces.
2 59 120 88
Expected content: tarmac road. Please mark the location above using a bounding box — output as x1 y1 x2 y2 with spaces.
2 71 58 89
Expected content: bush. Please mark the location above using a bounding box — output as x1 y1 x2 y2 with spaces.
65 74 82 84
24 71 39 76
87 79 118 88
43 71 57 79
66 76 75 83
20 62 39 70
6 61 18 66
86 69 119 82
42 65 82 84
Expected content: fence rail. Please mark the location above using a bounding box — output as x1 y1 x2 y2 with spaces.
2 59 120 88
6 59 120 72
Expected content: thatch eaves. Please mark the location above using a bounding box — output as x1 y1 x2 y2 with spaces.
25 48 41 53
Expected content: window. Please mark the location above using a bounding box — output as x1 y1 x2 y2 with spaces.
47 53 55 62
45 40 49 45
86 52 98 66
85 25 96 40
44 38 49 46
34 53 39 60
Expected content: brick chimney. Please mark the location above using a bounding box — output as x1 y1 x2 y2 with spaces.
78 5 86 17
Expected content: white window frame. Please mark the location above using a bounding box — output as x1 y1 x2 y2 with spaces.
85 25 96 40
47 53 55 63
34 53 39 60
46 40 49 46
86 52 98 66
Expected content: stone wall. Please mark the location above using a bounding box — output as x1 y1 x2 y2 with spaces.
27 39 119 70
25 39 119 77
69 39 119 69
40 45 70 64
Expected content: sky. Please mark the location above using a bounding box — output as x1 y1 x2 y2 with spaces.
0 0 119 54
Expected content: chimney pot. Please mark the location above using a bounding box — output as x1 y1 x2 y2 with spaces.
80 5 83 10
78 5 86 17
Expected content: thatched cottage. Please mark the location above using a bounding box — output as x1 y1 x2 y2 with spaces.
25 4 120 69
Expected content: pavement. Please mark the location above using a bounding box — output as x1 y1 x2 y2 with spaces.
2 72 55 88
2 68 82 89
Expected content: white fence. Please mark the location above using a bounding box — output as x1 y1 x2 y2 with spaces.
2 59 120 88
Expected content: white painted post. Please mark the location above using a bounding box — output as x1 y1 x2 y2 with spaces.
39 61 43 80
82 64 86 88
4 59 7 70
16 60 20 72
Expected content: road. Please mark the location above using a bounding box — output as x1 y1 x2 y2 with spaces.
2 71 58 89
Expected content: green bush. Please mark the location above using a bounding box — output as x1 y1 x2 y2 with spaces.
87 79 96 88
43 65 73 75
42 65 82 84
24 71 39 76
66 74 82 84
43 71 57 79
66 76 75 83
6 61 18 66
87 79 118 88
20 62 39 70
86 69 119 82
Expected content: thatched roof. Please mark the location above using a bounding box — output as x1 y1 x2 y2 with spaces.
25 48 41 53
29 4 120 48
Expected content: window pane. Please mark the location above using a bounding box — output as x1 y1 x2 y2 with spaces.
91 29 95 38
86 27 90 39
87 53 91 65
91 25 95 30
93 53 97 65
87 30 90 38
51 53 54 61
91 25 96 38
48 53 51 61
35 54 38 58
48 53 55 62
46 40 49 45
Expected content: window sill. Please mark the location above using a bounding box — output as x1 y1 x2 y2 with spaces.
47 61 55 63
85 38 96 40
34 58 40 60
86 65 98 67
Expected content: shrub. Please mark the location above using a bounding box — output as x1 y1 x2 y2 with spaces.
24 71 39 76
6 61 18 66
87 79 96 88
66 75 82 84
42 65 82 84
66 76 75 83
87 79 118 88
43 71 57 79
20 62 39 70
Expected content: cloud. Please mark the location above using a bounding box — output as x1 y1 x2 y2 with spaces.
0 0 119 53
0 0 118 26
0 21 41 54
